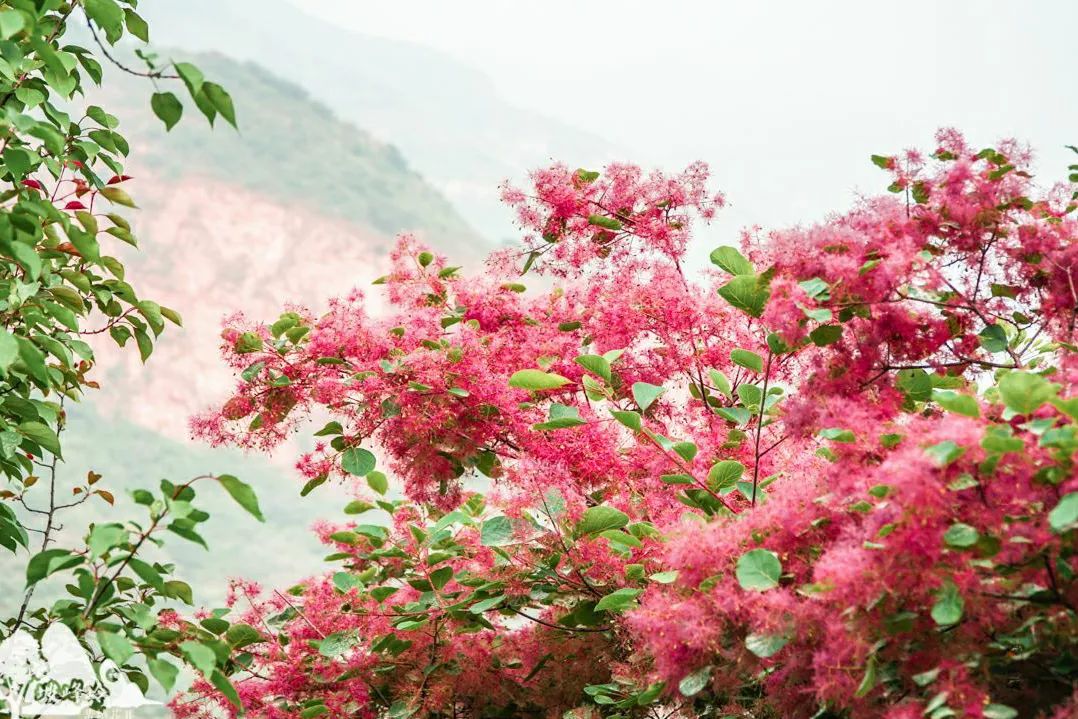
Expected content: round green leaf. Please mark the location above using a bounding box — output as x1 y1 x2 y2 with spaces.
342 447 376 476
1049 493 1078 534
151 91 184 131
678 665 712 697
943 522 979 548
736 548 782 591
576 506 629 536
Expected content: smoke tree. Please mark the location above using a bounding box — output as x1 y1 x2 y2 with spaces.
0 0 261 711
191 133 1078 718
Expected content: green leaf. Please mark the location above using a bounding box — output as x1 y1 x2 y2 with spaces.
943 522 979 548
0 331 18 373
678 665 712 697
709 246 753 274
649 570 679 584
341 447 376 476
18 421 61 457
819 427 856 443
366 471 389 495
809 325 842 346
430 565 453 590
26 548 79 585
933 390 980 418
983 705 1018 719
128 557 165 591
301 475 327 496
632 382 665 412
730 348 763 372
716 406 751 425
151 92 183 131
610 409 642 431
0 9 25 39
203 82 237 128
575 354 611 383
84 0 124 42
148 658 179 693
124 8 149 41
736 549 781 591
594 587 642 613
998 372 1058 415
707 460 744 491
210 670 243 710
225 623 264 649
673 441 697 462
101 186 138 208
931 582 964 626
88 523 128 558
745 632 788 658
180 641 217 676
509 369 571 391
798 277 831 300
925 440 965 466
896 368 933 403
319 630 360 658
577 506 629 536
978 324 1008 353
1049 493 1078 533
480 516 514 546
534 403 586 430
97 630 134 666
164 580 194 604
870 154 892 169
587 214 622 231
718 274 770 317
217 474 264 522
469 594 506 613
855 655 877 698
174 61 205 96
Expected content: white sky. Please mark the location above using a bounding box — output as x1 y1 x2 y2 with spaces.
288 0 1077 262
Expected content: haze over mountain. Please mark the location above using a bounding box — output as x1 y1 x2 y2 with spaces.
137 0 620 242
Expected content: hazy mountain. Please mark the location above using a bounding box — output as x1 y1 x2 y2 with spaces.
137 0 619 242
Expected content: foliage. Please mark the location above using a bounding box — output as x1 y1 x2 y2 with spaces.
0 0 260 712
190 134 1078 718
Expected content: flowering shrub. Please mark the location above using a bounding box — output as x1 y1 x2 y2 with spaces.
190 132 1078 718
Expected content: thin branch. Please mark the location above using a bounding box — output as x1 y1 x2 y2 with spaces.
751 348 773 507
507 607 610 634
85 17 179 80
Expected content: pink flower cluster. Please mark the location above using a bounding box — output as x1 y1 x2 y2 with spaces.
188 133 1078 718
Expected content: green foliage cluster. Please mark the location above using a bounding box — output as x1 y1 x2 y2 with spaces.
0 0 261 710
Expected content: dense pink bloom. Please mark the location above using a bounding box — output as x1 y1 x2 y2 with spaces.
187 135 1078 718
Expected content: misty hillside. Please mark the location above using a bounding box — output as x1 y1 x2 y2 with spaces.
136 0 620 242
111 53 478 241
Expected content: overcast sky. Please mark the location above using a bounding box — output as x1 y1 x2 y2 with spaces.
287 1 1076 263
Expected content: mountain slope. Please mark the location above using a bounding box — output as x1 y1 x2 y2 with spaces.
135 0 620 242
114 54 478 241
